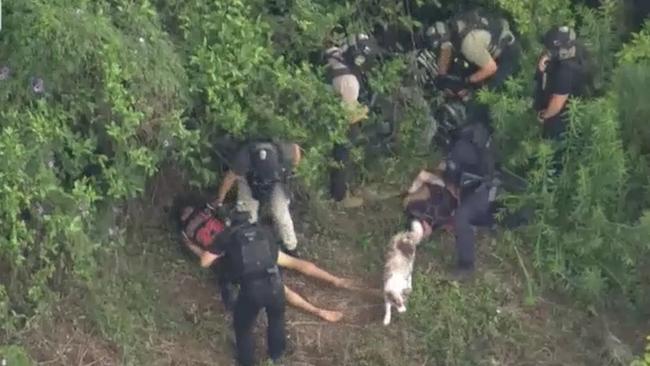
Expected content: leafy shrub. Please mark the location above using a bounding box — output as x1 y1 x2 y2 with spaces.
0 0 188 330
2 0 650 341
485 4 650 307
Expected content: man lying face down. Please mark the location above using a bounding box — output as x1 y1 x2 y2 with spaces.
402 167 459 244
173 194 355 323
402 125 501 282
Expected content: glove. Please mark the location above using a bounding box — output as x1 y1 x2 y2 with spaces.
435 75 468 93
204 202 217 213
205 202 227 219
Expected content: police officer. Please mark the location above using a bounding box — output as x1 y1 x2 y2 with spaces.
212 139 301 256
441 122 499 280
423 8 520 96
200 208 286 366
325 32 378 208
534 26 590 141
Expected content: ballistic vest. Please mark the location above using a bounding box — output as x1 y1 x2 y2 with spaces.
227 223 279 281
246 141 288 202
449 9 514 59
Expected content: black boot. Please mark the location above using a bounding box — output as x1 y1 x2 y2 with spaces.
446 264 475 282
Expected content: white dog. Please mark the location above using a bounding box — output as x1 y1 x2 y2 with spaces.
382 221 424 325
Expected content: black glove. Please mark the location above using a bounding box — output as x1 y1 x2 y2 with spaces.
435 74 469 93
205 202 227 219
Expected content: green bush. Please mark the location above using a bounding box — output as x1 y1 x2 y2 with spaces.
484 5 650 306
2 0 650 339
0 0 189 330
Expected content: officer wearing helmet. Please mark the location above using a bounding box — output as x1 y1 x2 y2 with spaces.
324 32 379 208
534 26 590 140
212 139 301 256
200 206 286 366
423 8 519 96
410 120 499 281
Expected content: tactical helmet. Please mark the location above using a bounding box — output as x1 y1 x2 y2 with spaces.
349 33 374 67
543 26 576 61
424 21 450 49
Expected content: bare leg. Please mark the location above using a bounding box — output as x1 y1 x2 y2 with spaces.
277 251 354 289
284 286 343 323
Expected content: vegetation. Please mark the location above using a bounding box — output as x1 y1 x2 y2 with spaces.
1 0 649 364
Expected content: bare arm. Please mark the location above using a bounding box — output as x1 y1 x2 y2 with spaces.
468 57 497 84
291 143 301 167
408 170 445 194
540 94 569 120
214 170 238 205
277 251 352 289
437 45 453 75
200 251 221 268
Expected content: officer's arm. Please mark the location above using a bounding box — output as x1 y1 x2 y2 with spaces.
437 45 453 75
291 143 301 167
214 170 238 205
468 57 498 84
408 170 445 194
540 94 569 120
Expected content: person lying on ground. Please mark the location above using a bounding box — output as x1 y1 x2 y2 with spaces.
404 124 499 282
176 200 354 322
402 166 458 244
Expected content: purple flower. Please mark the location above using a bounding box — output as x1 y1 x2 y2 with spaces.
31 77 45 93
0 66 10 81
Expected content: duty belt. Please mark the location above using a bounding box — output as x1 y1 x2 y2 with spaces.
240 265 280 282
460 172 501 202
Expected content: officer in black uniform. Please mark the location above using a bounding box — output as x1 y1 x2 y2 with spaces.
422 8 520 95
534 26 589 141
200 208 286 366
442 122 499 280
212 139 301 256
324 33 379 207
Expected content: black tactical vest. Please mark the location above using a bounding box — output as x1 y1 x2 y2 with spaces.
228 223 279 281
246 142 287 202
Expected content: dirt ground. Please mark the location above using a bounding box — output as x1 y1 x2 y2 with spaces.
13 166 650 366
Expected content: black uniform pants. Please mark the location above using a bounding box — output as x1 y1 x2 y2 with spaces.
330 124 362 201
212 264 237 311
542 113 568 174
454 184 494 269
234 275 286 366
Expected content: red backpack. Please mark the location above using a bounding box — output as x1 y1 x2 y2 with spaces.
182 208 225 248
